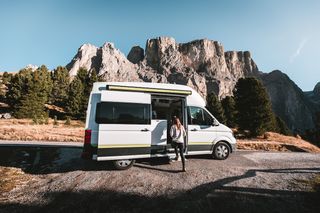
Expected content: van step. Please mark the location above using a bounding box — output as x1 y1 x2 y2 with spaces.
167 148 175 152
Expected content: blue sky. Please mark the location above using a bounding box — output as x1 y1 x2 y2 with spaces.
0 0 319 91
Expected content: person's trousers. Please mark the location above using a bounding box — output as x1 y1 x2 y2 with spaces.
174 142 185 170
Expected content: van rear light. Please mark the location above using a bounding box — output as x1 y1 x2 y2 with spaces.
84 129 92 145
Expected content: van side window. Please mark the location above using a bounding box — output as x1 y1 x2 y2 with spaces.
188 106 213 126
96 102 150 124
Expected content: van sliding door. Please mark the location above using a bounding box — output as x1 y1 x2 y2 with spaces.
96 91 151 160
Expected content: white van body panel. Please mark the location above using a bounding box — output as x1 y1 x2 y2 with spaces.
97 91 152 158
101 90 150 104
84 82 236 161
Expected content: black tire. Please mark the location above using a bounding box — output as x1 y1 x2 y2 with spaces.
212 142 230 160
113 159 135 170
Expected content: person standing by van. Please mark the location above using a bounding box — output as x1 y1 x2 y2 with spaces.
170 117 186 172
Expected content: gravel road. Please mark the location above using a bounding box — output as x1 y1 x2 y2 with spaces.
0 147 319 213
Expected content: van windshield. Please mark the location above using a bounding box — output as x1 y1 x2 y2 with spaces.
95 102 150 124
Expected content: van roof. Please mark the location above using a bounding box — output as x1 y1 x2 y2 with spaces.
93 81 192 91
92 82 206 107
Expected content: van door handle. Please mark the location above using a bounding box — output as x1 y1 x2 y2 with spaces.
190 129 198 131
141 128 150 132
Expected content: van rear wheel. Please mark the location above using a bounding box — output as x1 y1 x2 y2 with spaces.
113 159 135 170
213 142 230 160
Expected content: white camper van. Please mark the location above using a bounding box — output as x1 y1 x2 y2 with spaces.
82 82 236 170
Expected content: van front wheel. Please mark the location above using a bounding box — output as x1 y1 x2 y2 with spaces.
213 142 230 160
113 159 135 170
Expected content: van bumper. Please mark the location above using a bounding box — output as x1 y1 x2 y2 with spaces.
81 144 97 159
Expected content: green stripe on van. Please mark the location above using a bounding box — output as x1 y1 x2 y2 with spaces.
108 85 192 95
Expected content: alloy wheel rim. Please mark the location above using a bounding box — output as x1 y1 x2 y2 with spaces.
117 160 132 167
216 145 228 158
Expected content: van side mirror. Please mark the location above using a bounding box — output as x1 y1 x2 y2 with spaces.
213 119 219 126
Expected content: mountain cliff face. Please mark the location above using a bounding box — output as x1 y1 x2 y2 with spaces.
305 82 320 106
67 37 259 98
66 37 317 131
314 83 320 97
259 71 315 131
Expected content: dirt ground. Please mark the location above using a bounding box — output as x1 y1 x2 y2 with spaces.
0 147 319 213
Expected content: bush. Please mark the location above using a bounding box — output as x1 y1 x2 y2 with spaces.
65 116 71 125
32 116 38 125
53 115 58 125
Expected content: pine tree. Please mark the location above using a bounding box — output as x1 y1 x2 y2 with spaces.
14 65 52 118
274 116 292 136
66 77 84 119
6 68 33 112
2 72 12 84
206 93 226 124
221 96 236 128
76 67 88 84
0 72 12 100
314 112 320 147
81 68 98 115
234 77 274 137
87 68 98 93
78 67 89 119
66 67 99 119
50 66 70 107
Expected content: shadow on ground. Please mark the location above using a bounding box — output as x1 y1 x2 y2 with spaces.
0 147 210 174
0 167 319 213
0 147 117 174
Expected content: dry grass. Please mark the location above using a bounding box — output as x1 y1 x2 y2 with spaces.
237 132 320 153
0 167 32 200
0 119 84 142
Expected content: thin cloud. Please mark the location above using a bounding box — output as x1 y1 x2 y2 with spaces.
290 38 308 63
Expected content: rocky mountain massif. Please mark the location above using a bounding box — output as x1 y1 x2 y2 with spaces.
66 37 320 132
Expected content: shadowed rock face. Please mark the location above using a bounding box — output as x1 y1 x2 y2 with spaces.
260 70 315 132
313 82 320 97
66 37 318 131
127 46 144 64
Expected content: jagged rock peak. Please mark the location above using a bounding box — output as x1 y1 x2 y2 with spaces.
313 82 320 96
80 43 97 50
224 50 259 77
101 42 127 58
102 42 115 49
66 43 98 76
179 39 224 54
